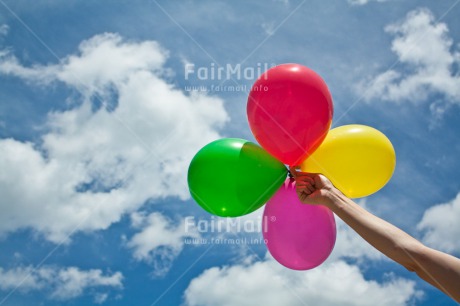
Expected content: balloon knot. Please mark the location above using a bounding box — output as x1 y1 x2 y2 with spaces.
288 170 295 185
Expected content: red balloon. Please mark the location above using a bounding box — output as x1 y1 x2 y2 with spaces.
247 64 333 165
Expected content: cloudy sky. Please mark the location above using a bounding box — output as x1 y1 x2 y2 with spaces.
1 0 460 305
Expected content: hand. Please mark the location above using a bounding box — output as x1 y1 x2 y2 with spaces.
289 166 339 207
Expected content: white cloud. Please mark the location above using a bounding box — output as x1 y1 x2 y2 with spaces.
0 24 9 37
184 255 420 306
0 265 122 301
417 192 460 253
261 22 276 36
124 208 266 277
0 33 229 243
0 265 48 292
361 8 460 105
126 211 200 277
428 100 452 129
50 267 122 300
94 292 109 304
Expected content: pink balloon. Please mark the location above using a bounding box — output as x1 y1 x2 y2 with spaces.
263 179 336 270
247 64 333 166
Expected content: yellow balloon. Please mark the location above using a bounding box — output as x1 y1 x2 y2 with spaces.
301 124 396 198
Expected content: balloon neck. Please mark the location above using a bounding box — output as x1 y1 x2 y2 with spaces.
286 177 296 189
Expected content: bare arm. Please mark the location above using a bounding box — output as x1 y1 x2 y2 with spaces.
290 167 460 302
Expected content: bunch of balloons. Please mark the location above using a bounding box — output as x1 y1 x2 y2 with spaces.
188 64 396 270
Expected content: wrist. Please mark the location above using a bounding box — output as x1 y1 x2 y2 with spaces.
323 187 348 209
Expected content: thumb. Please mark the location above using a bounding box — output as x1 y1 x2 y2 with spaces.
289 166 300 179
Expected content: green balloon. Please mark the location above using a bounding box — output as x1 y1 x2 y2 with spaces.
188 138 287 217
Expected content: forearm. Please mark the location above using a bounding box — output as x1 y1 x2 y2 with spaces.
324 189 460 301
324 189 422 269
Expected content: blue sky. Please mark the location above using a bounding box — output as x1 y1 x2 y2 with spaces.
1 0 460 305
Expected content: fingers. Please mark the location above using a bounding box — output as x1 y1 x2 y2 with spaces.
289 166 299 178
297 190 309 203
296 176 316 194
289 166 319 179
295 175 315 186
290 166 317 193
290 167 324 197
297 183 315 195
294 171 318 179
295 174 315 186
